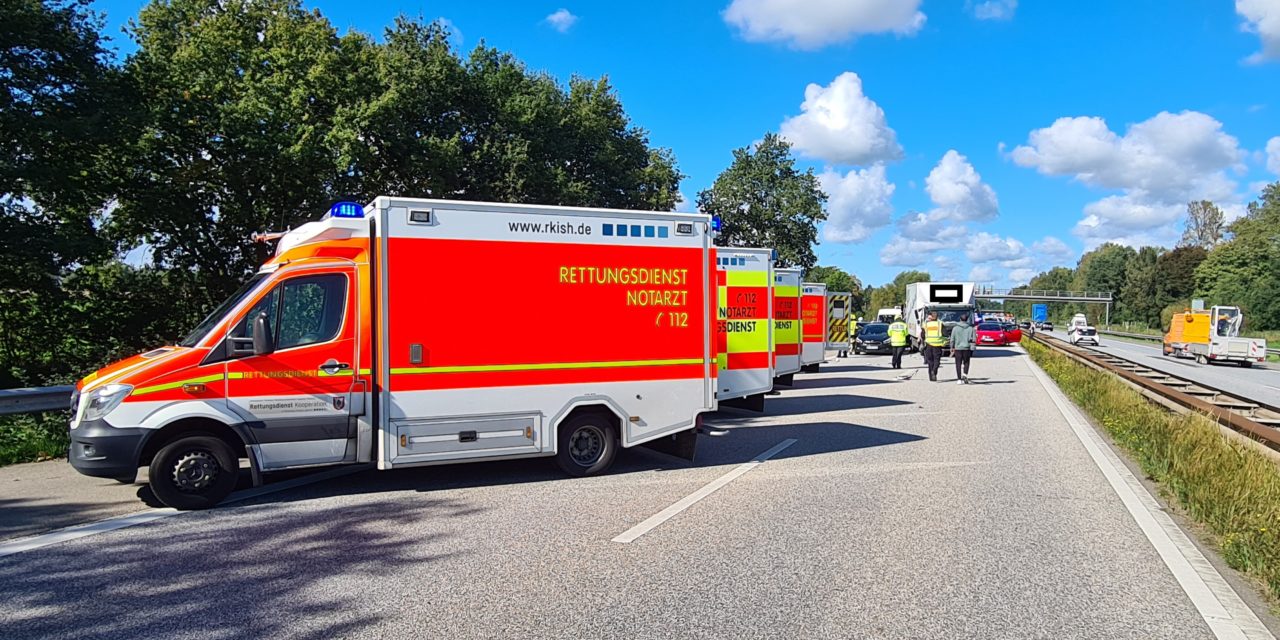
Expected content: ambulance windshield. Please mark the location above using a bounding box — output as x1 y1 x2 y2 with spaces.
179 274 267 347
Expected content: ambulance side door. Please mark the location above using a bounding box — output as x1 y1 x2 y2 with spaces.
222 266 361 469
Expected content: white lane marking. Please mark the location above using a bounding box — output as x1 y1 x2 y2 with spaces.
612 439 797 544
1025 358 1273 640
0 464 369 559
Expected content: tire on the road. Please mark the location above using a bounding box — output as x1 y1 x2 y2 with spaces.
555 413 618 477
1196 354 1209 365
148 435 239 510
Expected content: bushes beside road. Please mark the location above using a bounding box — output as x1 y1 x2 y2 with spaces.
1025 339 1280 603
0 413 69 466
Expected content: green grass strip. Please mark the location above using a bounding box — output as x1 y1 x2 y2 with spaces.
1025 338 1280 604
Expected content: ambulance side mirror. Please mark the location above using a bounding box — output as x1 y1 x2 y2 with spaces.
252 312 275 356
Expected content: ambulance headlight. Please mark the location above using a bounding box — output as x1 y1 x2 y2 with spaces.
83 384 132 421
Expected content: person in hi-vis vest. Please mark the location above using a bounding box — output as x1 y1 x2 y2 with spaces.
921 311 947 382
887 315 909 369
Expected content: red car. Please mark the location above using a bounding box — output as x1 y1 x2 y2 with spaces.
976 322 1008 346
1001 322 1023 343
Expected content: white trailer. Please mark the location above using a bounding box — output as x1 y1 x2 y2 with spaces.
904 282 977 350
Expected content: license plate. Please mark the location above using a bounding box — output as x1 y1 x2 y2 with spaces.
982 337 993 341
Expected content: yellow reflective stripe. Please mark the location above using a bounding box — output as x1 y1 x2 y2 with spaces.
726 270 769 287
131 373 224 397
390 358 704 375
716 352 728 370
727 320 770 352
774 319 799 344
775 286 799 297
718 285 728 310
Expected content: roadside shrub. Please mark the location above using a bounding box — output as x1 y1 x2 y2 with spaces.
0 412 70 466
1025 339 1280 603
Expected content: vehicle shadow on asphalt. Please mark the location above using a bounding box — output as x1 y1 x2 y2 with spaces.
786 376 895 390
0 497 139 542
0 498 472 638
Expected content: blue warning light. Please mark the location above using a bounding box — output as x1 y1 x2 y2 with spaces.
711 215 723 232
328 201 364 219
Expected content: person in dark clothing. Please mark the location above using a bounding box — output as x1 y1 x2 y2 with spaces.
950 313 976 384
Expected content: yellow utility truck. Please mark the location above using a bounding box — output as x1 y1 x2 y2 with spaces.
1163 305 1267 367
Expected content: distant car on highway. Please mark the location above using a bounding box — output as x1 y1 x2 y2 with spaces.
853 322 892 355
977 322 1008 346
1002 322 1023 343
1040 321 1054 331
1068 326 1101 346
1019 321 1031 330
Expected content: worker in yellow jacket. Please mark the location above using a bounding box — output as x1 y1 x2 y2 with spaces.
921 311 947 382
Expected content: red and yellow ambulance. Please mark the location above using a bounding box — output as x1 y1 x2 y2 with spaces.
771 268 803 386
715 248 775 411
800 282 828 372
69 198 718 509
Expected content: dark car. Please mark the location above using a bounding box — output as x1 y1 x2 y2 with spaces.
1019 321 1031 329
854 322 892 354
1040 321 1054 331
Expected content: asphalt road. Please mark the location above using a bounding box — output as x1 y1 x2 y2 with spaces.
1053 332 1280 407
0 348 1273 639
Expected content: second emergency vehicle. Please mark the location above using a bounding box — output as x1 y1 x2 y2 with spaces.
773 268 803 386
716 248 775 411
800 282 828 372
69 198 718 509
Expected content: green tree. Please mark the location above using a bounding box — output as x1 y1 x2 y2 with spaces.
335 18 682 211
1118 246 1161 325
698 133 827 270
1179 200 1225 249
0 0 133 386
806 265 864 317
866 270 931 318
1153 245 1206 311
1071 243 1135 326
1194 183 1280 330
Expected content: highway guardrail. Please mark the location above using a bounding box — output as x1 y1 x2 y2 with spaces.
0 386 74 416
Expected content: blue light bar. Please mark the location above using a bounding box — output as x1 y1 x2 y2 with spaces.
328 201 364 219
711 215 723 232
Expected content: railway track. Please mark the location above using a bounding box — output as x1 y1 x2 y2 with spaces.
1031 333 1280 453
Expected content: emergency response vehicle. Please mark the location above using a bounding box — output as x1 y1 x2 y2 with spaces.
715 248 775 411
800 282 828 372
69 197 718 509
772 268 803 386
1164 305 1267 367
825 291 852 355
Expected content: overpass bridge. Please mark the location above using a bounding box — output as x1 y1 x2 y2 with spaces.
974 288 1114 323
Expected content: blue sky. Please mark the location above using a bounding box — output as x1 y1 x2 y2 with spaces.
92 0 1280 288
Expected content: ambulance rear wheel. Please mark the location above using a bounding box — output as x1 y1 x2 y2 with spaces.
555 414 618 477
148 435 238 510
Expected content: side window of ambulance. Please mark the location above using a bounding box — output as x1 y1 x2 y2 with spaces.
232 289 279 339
276 275 347 350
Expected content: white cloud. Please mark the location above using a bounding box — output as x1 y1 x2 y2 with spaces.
879 225 966 266
972 0 1017 21
1267 136 1280 176
926 150 999 222
1010 111 1242 202
968 265 997 283
1031 236 1076 262
1072 194 1183 249
819 164 895 243
544 9 578 33
723 0 925 50
1008 268 1037 284
1010 111 1245 249
965 232 1027 263
1237 0 1280 63
672 192 698 213
780 72 903 165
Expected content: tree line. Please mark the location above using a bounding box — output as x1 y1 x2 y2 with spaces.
853 193 1280 333
2 0 690 388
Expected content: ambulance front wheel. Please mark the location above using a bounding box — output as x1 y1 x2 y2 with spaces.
148 435 239 510
555 414 618 477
